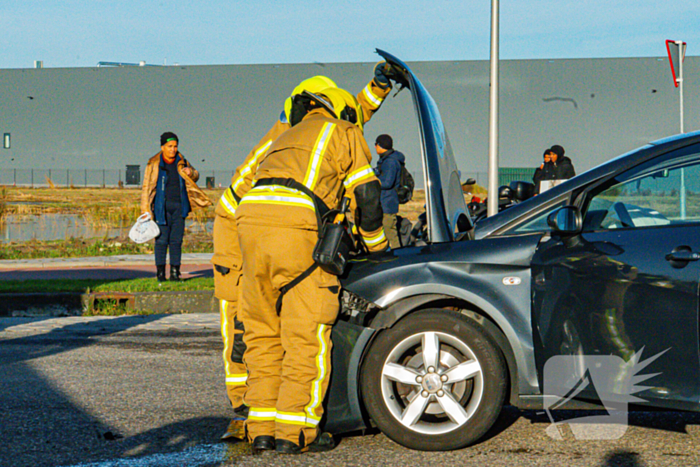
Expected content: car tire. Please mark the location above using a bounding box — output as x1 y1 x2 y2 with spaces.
360 309 507 451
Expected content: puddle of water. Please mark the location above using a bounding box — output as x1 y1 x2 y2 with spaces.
0 214 212 242
1 214 125 242
64 442 254 467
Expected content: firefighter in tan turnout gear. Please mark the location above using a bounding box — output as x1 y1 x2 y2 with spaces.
235 87 388 454
214 65 395 441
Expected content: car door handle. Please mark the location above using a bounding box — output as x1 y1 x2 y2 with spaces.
665 251 700 262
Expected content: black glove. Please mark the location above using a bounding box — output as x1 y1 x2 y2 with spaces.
374 61 392 89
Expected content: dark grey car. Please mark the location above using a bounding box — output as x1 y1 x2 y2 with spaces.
323 49 700 452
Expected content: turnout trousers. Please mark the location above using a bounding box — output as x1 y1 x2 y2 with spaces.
212 215 247 409
237 219 339 446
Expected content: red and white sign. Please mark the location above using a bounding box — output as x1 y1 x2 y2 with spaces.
666 39 687 88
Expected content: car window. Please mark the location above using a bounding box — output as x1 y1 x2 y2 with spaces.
494 195 568 235
506 201 566 234
583 149 700 231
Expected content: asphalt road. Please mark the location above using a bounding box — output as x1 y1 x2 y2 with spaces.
2 315 700 467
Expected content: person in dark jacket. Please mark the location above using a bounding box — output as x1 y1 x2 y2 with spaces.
532 149 553 192
533 145 575 193
549 145 575 179
374 134 405 249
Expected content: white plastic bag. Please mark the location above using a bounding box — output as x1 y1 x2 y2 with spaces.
129 212 160 244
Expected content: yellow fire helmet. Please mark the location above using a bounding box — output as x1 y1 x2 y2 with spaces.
317 86 364 132
283 75 337 126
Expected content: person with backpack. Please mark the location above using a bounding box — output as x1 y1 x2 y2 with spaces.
374 134 407 249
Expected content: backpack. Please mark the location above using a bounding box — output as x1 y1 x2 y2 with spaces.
396 163 414 204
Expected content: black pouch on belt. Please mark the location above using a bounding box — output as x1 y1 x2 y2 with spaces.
312 216 354 276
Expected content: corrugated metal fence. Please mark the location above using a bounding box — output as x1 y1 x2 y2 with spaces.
0 168 534 189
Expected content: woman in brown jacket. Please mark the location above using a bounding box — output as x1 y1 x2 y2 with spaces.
140 132 212 281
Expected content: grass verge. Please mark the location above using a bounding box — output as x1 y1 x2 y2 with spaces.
0 232 213 260
0 277 214 294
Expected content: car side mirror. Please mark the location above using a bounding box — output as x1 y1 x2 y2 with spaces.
547 206 582 236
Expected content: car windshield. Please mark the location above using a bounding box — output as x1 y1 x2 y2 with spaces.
378 50 471 243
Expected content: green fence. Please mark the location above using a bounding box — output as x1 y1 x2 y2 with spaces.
499 168 534 186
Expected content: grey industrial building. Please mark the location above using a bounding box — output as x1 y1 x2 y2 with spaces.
0 54 697 187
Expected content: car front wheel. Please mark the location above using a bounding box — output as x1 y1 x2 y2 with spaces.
360 309 507 451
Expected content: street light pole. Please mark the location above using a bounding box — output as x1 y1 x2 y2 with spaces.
487 0 500 217
679 40 685 134
678 41 686 218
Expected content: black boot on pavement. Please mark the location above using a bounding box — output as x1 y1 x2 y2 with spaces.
276 432 335 454
169 265 182 282
252 435 275 451
156 265 166 282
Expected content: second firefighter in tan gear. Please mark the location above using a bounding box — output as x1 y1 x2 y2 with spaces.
236 88 387 450
212 68 394 441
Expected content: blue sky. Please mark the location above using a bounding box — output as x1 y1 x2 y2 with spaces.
2 0 699 68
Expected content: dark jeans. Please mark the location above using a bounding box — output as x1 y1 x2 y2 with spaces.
155 205 185 266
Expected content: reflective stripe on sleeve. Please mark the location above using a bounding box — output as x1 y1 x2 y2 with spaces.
362 83 384 108
218 187 239 216
232 139 273 196
363 230 387 246
343 165 375 190
303 122 336 190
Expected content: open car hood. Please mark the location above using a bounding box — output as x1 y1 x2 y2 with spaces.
377 49 473 243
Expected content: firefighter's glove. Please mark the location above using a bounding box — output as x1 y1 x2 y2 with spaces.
374 61 392 89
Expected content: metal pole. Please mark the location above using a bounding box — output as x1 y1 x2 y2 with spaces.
679 41 685 134
679 41 686 218
487 0 500 217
